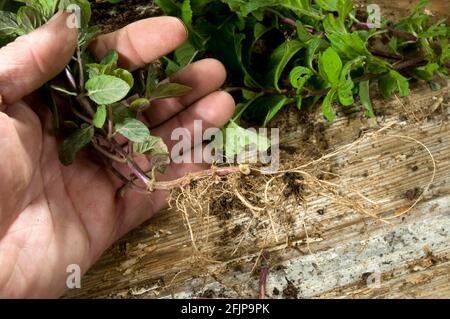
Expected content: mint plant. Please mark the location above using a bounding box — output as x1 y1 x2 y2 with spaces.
0 0 193 193
157 0 448 122
0 0 448 194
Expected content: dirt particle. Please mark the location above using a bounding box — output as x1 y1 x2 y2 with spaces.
272 287 280 296
411 165 419 172
199 289 216 299
317 209 326 216
282 279 299 299
283 172 304 198
405 187 421 201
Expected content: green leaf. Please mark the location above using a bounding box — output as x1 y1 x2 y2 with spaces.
149 82 192 101
86 75 131 105
100 49 119 67
181 0 192 26
16 6 42 33
378 70 410 98
0 11 21 37
93 105 107 128
289 66 313 94
129 98 150 111
133 135 169 156
327 32 371 60
319 47 342 87
263 95 289 126
112 103 135 123
155 0 180 16
296 20 313 43
315 0 337 11
174 41 198 68
322 89 336 121
337 0 353 22
413 63 439 81
208 21 259 87
115 118 150 143
220 119 271 157
111 68 134 88
266 40 304 91
145 64 159 96
359 80 375 118
263 96 289 126
305 36 324 72
59 126 94 166
337 56 365 106
323 13 347 34
86 63 107 78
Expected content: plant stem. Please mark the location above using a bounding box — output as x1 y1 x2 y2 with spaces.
91 139 127 164
76 95 95 116
110 139 152 187
259 251 269 299
369 48 404 60
107 105 114 140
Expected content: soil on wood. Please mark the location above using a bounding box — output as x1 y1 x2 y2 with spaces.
91 0 161 32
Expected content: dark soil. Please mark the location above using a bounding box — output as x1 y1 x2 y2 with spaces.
91 0 161 33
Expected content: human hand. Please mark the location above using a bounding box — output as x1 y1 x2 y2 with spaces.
0 12 235 298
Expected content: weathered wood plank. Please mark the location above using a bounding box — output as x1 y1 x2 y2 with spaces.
65 80 450 298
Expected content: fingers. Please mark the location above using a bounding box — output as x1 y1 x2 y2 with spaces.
89 17 188 71
145 59 227 128
0 12 77 107
152 91 235 152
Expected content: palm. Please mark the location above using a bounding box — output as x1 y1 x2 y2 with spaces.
0 100 167 297
0 15 234 298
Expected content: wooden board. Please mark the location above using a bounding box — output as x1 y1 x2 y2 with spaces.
65 80 450 299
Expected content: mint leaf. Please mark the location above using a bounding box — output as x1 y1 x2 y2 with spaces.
59 126 94 166
149 83 192 101
266 40 303 91
0 11 22 37
86 75 131 105
264 95 289 126
115 118 150 143
338 56 365 106
133 135 169 156
181 0 192 26
100 49 119 72
16 6 42 33
111 68 134 88
359 80 375 118
220 120 271 157
315 0 337 11
289 66 313 94
322 89 336 121
93 105 107 128
319 47 342 87
130 98 150 111
378 70 410 98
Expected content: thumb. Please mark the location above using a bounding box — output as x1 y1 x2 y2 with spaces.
0 12 78 107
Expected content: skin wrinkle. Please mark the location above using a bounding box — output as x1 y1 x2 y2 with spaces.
57 163 94 263
0 118 33 224
123 26 146 69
